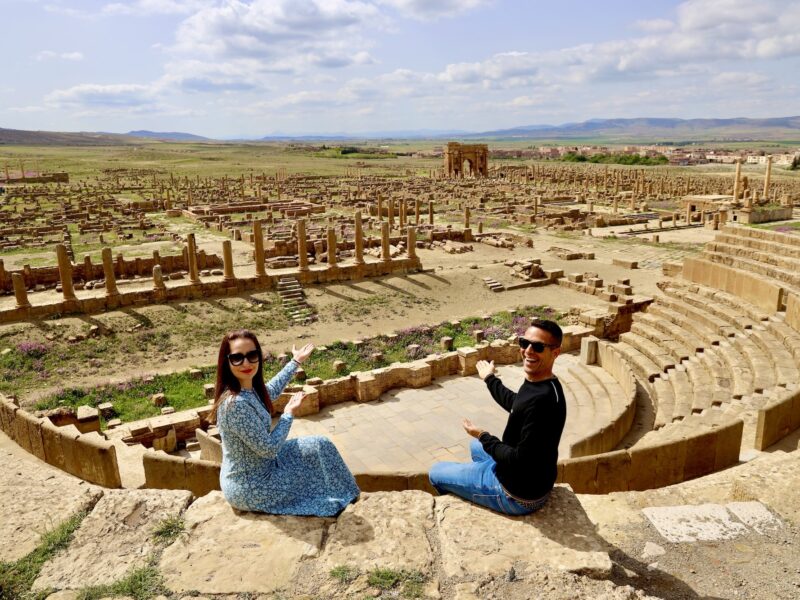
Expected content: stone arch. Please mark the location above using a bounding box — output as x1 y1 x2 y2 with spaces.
444 142 489 178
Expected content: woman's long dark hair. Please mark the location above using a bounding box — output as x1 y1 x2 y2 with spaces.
208 329 273 424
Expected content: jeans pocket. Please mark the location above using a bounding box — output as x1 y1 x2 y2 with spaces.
471 493 504 513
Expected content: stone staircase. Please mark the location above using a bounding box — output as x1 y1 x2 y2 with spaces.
615 277 800 450
277 276 316 324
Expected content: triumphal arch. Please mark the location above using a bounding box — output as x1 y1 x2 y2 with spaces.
444 142 489 178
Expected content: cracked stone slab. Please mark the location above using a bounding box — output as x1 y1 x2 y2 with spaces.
435 485 612 579
158 491 330 595
642 503 749 543
725 501 782 534
322 490 434 573
33 489 192 591
0 430 103 563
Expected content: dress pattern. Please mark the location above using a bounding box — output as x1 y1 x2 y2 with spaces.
217 360 360 516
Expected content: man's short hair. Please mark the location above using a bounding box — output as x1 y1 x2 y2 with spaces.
530 319 563 346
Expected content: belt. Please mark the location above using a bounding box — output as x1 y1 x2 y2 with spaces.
502 486 550 510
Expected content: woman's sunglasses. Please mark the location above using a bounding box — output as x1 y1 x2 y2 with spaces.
228 350 261 366
518 337 559 353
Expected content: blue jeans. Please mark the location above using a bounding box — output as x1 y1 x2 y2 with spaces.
428 440 549 516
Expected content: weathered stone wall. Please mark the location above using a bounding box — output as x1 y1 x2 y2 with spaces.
0 394 121 488
681 256 784 313
755 388 800 450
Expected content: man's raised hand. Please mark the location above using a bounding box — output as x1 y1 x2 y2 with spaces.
476 359 496 381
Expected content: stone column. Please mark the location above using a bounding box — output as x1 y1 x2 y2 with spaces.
297 219 309 272
354 211 365 265
415 199 421 225
253 220 266 278
406 226 417 260
732 159 741 201
101 247 119 296
222 240 236 283
377 195 383 220
388 198 394 227
428 201 434 225
464 206 470 229
152 265 167 291
399 200 406 228
12 273 31 309
381 221 391 262
763 156 772 199
186 233 201 284
685 205 693 224
56 243 77 301
326 227 337 267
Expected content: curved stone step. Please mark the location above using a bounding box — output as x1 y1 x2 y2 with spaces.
647 302 724 347
619 331 675 373
630 320 692 363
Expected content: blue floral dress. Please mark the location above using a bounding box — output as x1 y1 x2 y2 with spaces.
217 360 360 516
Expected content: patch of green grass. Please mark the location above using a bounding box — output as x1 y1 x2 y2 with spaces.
329 564 359 584
366 568 426 598
151 516 185 545
35 368 215 426
0 510 87 600
74 560 167 600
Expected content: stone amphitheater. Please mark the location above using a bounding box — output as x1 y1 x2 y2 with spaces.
2 166 800 599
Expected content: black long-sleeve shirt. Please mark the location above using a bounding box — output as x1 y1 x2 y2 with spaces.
478 374 567 500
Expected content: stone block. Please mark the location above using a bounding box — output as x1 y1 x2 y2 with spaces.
457 346 479 376
17 409 46 461
683 429 719 481
579 336 598 365
435 488 611 579
197 428 223 463
184 458 222 497
33 489 191 592
73 432 122 488
203 383 215 399
628 438 687 491
151 393 166 407
144 450 187 490
322 491 434 572
714 419 743 471
594 450 631 493
440 336 454 351
158 492 328 595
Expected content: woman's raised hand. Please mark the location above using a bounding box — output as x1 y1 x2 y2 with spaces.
284 391 305 417
292 342 315 364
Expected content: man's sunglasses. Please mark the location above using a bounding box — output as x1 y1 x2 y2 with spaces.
228 350 261 366
518 337 559 353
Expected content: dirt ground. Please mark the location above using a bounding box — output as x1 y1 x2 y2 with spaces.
1 222 704 405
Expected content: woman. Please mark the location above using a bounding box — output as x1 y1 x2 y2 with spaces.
209 330 359 516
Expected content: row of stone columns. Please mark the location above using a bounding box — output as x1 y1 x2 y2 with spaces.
13 214 417 310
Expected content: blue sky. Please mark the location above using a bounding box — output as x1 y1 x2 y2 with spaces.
2 0 799 137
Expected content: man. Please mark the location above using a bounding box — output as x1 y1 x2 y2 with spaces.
428 319 567 515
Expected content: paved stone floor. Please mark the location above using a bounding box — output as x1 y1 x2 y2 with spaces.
291 353 626 473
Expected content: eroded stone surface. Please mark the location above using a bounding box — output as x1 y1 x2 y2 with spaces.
322 490 434 572
642 503 749 543
33 489 192 591
0 430 103 562
435 485 612 579
158 491 330 595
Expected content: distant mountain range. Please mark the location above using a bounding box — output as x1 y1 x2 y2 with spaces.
2 116 800 145
126 130 211 141
466 116 800 141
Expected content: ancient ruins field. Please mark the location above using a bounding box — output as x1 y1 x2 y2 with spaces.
2 141 800 599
